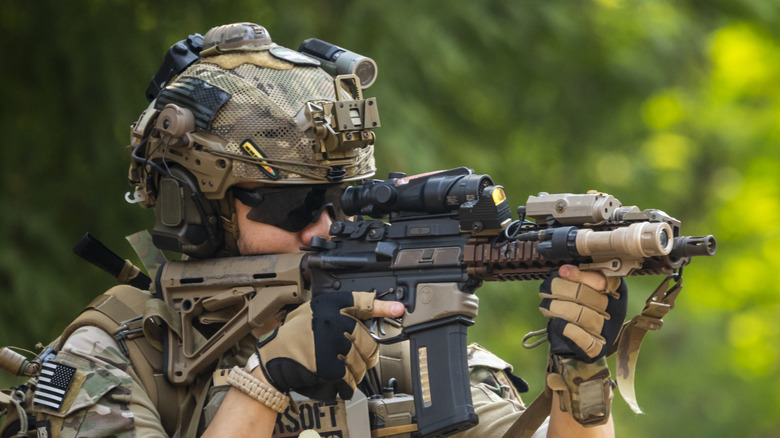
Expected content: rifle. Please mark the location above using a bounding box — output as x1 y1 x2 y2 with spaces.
154 167 716 437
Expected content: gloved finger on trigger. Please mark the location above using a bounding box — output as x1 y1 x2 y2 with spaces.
337 316 378 365
340 291 376 320
344 327 380 365
562 323 606 359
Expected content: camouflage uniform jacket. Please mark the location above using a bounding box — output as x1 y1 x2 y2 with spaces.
32 332 545 437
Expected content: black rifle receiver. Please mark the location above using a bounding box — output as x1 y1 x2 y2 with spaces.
304 167 510 437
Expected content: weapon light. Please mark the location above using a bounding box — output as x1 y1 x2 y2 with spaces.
299 38 378 88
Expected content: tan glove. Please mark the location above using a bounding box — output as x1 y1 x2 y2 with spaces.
256 291 379 401
539 271 627 362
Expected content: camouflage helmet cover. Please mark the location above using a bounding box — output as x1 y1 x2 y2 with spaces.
127 23 379 257
129 22 378 200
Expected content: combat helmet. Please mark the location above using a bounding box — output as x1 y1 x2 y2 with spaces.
127 23 380 258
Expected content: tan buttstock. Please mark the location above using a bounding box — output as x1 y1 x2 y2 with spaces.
158 253 309 386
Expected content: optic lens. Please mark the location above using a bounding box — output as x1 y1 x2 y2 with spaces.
491 187 507 205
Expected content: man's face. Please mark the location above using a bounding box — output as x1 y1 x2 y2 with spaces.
234 197 334 255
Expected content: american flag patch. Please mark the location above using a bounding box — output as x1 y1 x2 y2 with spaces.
33 361 76 411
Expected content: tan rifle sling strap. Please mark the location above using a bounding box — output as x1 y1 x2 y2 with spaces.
613 272 682 414
501 387 553 438
54 285 187 436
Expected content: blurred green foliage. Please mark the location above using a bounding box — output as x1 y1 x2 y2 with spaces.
1 1 778 436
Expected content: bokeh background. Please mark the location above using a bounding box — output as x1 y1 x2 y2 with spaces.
1 1 778 436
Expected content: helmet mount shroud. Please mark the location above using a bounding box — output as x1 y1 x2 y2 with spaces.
127 22 380 258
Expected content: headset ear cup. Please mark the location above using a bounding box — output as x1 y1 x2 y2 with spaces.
151 165 224 258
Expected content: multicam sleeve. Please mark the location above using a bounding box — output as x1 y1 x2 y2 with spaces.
34 326 167 438
452 344 548 438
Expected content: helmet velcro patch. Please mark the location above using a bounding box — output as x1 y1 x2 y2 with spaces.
155 77 231 130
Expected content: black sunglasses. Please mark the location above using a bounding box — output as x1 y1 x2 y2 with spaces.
233 184 346 232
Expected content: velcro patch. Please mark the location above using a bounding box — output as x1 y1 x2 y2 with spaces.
36 419 51 438
155 76 231 130
273 398 346 437
33 362 76 411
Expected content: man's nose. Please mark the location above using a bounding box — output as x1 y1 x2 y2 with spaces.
300 210 333 245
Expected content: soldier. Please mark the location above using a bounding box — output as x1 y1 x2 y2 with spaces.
1 23 626 438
